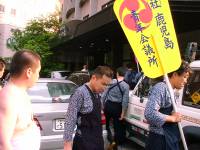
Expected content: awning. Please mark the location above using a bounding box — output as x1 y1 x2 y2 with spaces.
73 4 116 38
54 0 200 51
170 0 200 12
72 0 200 38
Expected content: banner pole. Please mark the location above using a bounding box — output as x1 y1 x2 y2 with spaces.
164 74 188 150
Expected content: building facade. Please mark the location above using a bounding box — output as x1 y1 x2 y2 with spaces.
57 0 200 71
58 0 125 71
0 0 18 58
61 0 113 22
0 0 61 58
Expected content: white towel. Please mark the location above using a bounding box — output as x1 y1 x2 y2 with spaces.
11 124 41 150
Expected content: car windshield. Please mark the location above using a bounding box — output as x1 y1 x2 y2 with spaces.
27 82 77 103
182 70 200 109
47 82 76 96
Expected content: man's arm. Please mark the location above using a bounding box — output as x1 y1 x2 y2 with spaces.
144 83 181 127
0 93 17 150
144 85 167 127
165 112 181 123
120 83 129 120
63 89 82 150
64 141 73 150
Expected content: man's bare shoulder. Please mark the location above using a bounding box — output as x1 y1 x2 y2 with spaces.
0 85 16 110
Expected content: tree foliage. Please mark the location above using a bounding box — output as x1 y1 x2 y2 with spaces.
7 14 66 77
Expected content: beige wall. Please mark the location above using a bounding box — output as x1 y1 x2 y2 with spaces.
80 0 90 19
62 0 75 22
0 24 15 57
0 1 18 57
97 0 110 12
63 0 113 22
0 0 59 57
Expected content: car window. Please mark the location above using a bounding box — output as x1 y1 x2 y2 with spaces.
27 82 51 103
47 82 76 97
182 70 200 109
28 82 77 103
135 77 151 98
134 76 162 98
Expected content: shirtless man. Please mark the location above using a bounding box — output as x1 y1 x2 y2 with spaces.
0 50 41 150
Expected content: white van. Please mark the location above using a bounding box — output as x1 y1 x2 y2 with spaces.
125 60 200 149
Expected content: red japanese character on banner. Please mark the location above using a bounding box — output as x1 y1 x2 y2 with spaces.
119 0 153 32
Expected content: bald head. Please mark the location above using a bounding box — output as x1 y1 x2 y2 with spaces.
10 50 41 77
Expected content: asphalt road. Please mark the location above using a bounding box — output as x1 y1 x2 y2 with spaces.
120 140 144 150
55 139 144 150
104 139 144 150
54 130 144 150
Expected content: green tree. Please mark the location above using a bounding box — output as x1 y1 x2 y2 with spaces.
7 14 66 77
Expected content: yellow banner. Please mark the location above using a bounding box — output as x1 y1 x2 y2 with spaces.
113 0 181 78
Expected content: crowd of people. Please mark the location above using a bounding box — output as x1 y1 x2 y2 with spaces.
0 49 192 150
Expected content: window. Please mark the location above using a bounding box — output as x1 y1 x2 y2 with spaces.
10 8 16 16
28 82 77 103
28 82 51 103
182 70 200 109
47 82 76 96
101 0 114 10
83 14 89 20
79 0 88 7
134 76 162 99
66 7 75 19
135 76 151 98
0 4 5 12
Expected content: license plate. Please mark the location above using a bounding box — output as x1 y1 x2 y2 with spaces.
55 119 65 130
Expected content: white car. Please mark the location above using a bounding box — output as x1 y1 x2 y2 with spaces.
51 71 71 79
125 60 200 150
28 78 107 150
28 78 77 150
